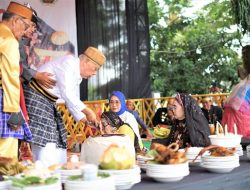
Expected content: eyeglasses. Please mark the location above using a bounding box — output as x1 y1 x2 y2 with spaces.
167 106 175 111
19 18 30 31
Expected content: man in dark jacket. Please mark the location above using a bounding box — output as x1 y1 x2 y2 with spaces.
201 96 223 124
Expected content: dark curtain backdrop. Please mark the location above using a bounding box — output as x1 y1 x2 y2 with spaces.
76 0 151 101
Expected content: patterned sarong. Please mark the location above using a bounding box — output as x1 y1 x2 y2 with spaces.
0 89 32 140
23 84 67 149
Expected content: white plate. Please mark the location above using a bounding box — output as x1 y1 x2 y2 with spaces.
146 162 189 175
148 171 190 183
202 160 239 167
200 163 239 173
65 176 115 190
99 166 141 189
0 180 11 189
146 162 189 170
99 166 140 176
236 150 243 156
10 181 62 190
59 169 82 175
188 160 201 166
137 155 154 161
179 147 204 154
152 176 185 182
116 183 135 190
209 135 242 147
59 169 82 183
147 169 189 178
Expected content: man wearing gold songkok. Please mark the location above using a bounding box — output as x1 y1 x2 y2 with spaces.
23 47 106 166
0 1 34 158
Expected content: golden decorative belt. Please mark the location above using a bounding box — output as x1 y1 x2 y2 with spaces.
29 80 58 102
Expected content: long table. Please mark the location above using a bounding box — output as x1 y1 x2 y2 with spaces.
131 152 250 190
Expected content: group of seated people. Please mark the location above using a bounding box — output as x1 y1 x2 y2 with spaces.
83 84 250 162
153 96 223 129
2 1 249 170
99 91 213 153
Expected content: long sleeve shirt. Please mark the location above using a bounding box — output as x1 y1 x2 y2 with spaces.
19 39 36 82
129 110 147 130
0 23 20 112
37 54 86 122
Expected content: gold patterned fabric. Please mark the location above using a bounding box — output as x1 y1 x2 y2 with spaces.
0 23 20 112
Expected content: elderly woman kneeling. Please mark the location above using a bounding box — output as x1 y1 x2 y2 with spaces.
152 93 211 148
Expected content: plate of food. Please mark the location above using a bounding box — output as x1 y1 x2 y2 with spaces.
9 175 61 190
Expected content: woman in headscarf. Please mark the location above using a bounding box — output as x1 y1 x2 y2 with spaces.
152 93 211 148
109 91 143 151
100 111 141 152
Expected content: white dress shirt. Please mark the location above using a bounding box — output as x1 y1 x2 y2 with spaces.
37 54 86 122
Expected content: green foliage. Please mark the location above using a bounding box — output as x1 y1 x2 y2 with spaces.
231 0 250 34
148 0 243 96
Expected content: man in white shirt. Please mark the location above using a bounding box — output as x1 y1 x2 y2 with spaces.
23 47 106 166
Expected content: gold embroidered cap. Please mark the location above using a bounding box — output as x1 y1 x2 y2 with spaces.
84 47 106 67
7 1 33 20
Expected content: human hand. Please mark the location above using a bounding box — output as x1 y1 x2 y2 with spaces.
146 130 153 139
99 122 105 134
34 72 56 89
80 118 99 131
104 124 113 134
82 107 97 124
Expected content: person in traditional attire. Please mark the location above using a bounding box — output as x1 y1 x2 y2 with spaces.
23 47 106 166
222 45 250 137
109 91 144 151
0 1 34 158
18 6 56 161
152 93 211 148
19 8 56 89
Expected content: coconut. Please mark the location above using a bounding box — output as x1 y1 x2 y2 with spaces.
99 144 135 170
